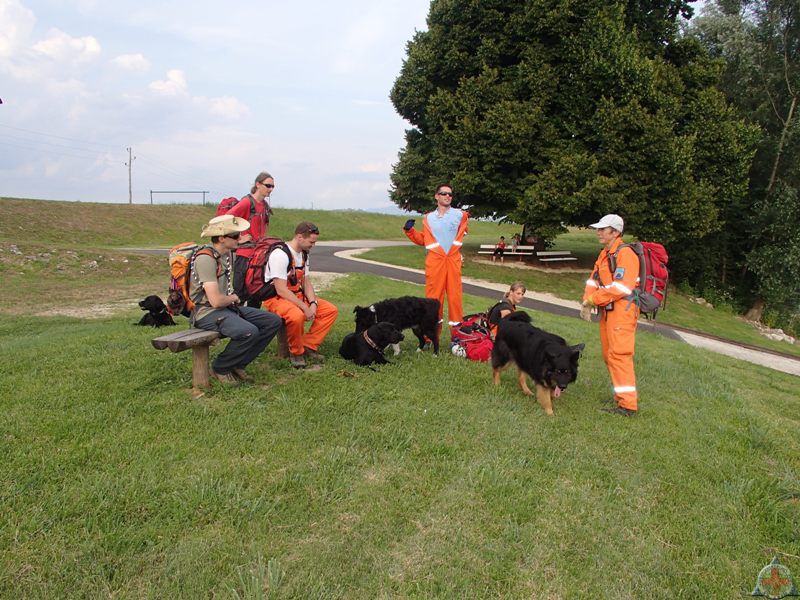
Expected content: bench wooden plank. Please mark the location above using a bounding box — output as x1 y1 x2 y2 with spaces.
152 324 289 395
152 328 221 352
536 251 573 257
477 250 533 256
479 244 536 250
539 257 578 262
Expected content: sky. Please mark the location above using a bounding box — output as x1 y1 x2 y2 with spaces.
0 0 431 211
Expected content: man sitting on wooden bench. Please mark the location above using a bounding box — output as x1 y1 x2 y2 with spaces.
191 214 283 385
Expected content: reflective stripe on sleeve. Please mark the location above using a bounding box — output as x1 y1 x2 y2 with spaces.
425 242 440 250
611 282 633 295
585 279 599 288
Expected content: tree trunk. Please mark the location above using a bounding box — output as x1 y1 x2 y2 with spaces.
767 94 797 194
744 297 766 322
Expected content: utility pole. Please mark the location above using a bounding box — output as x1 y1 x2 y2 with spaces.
125 147 136 204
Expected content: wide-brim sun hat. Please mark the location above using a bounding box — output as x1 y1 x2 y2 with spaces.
589 214 624 232
200 214 250 237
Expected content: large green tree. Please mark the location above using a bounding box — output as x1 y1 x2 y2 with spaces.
689 0 800 320
390 0 755 261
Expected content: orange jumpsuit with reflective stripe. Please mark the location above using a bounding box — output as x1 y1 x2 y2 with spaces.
262 256 338 356
583 237 640 411
404 210 469 327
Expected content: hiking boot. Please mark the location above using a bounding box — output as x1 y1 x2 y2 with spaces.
231 367 254 383
602 406 637 417
211 368 240 386
303 347 325 363
290 354 306 369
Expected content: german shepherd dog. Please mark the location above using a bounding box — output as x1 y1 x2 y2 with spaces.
491 312 584 416
353 296 440 354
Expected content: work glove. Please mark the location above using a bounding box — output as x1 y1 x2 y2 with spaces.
579 300 594 322
403 219 416 231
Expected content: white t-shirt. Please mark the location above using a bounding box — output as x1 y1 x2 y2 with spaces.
265 244 309 282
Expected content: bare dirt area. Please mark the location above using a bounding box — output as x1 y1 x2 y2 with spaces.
26 272 347 320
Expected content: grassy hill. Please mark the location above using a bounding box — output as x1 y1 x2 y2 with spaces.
0 198 798 596
5 196 794 357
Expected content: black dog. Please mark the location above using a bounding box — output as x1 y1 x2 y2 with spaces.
353 296 440 354
339 322 404 366
491 312 584 416
137 295 176 327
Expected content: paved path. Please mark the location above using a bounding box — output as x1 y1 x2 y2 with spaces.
312 241 800 377
127 241 800 377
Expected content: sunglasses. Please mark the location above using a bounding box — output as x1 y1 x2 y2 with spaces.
437 191 453 197
224 232 241 240
260 182 275 189
304 226 320 235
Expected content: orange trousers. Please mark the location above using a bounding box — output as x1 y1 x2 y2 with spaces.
424 255 463 328
598 304 638 411
263 296 338 356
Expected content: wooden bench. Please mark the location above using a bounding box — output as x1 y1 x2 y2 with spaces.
477 244 535 259
152 325 289 395
536 250 577 263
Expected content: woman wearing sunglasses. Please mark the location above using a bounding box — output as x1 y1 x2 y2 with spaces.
226 171 276 306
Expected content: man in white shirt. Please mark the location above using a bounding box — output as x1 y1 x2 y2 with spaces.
261 222 338 369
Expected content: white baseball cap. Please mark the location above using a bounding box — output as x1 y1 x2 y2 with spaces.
589 214 624 232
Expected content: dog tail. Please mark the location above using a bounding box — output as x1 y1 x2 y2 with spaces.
505 311 531 323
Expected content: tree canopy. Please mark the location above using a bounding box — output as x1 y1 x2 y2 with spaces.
390 0 754 249
688 0 800 319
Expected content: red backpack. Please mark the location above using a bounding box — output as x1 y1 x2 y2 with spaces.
243 237 308 303
451 313 494 361
215 195 258 219
607 242 669 318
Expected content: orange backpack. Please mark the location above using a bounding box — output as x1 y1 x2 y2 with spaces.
165 242 219 316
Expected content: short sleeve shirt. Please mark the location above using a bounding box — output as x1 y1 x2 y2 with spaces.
265 245 309 282
189 249 232 321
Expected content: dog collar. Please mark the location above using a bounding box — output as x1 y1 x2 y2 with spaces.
362 330 382 352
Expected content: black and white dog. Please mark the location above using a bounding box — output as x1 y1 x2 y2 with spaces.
353 296 440 354
137 295 176 327
339 322 404 366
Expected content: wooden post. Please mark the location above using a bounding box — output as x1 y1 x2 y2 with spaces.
276 324 289 358
192 345 211 391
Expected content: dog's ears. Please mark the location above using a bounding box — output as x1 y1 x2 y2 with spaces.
353 306 360 313
571 343 585 356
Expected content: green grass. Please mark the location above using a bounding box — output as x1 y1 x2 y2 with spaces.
0 196 517 248
1 273 798 597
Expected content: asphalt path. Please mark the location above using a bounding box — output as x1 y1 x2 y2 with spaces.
126 241 800 376
313 241 800 377
312 240 681 339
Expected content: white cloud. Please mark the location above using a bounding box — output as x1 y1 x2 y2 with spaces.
148 69 187 96
205 95 250 120
0 0 35 58
111 52 149 71
32 28 100 63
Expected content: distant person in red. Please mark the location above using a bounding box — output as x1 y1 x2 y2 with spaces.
227 171 275 307
492 236 506 263
403 183 469 332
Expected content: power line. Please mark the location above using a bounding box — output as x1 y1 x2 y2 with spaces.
0 121 120 151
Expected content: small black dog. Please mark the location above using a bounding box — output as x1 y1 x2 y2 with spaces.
339 322 404 366
137 295 176 327
353 296 440 354
491 312 584 416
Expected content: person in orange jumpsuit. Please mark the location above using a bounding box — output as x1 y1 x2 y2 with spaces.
403 183 469 333
581 214 640 416
262 222 338 369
